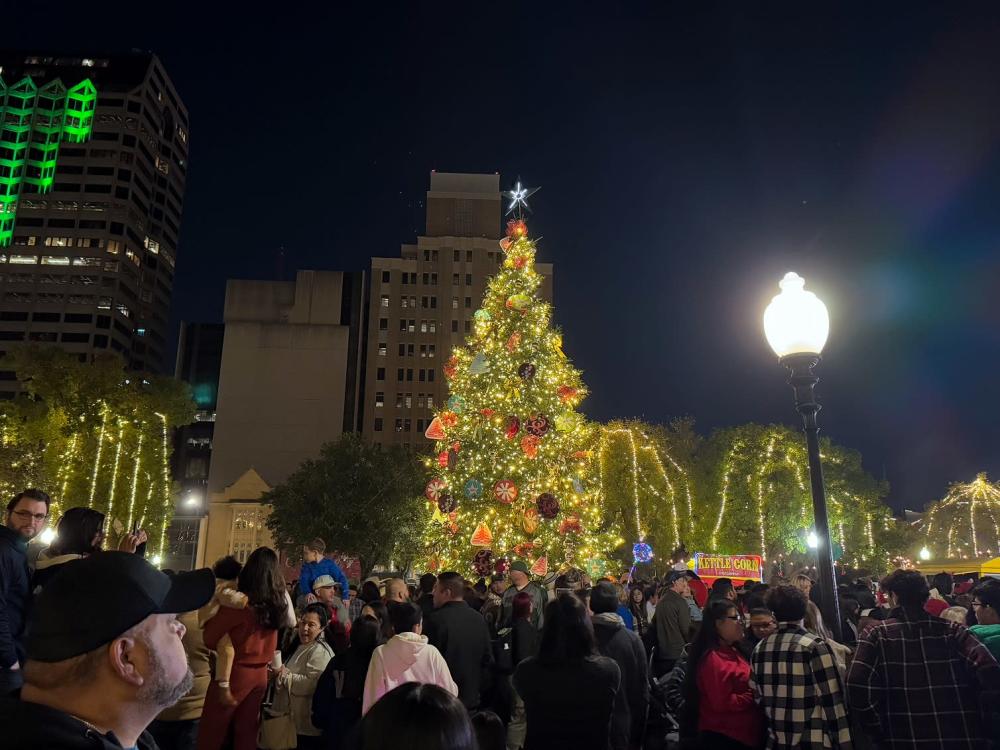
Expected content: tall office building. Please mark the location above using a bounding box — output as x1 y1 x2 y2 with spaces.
361 172 552 447
0 50 189 381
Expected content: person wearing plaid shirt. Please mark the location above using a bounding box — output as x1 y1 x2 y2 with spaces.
750 585 852 749
846 569 1000 749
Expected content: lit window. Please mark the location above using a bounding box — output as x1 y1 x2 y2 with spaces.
10 255 38 264
116 303 131 318
378 342 387 356
375 392 384 408
452 297 458 309
400 296 408 308
41 256 70 266
407 320 415 333
177 126 188 144
136 328 146 336
381 295 389 307
72 257 102 267
405 394 412 408
395 419 403 432
82 58 94 67
427 395 434 409
420 320 428 333
429 320 437 333
428 345 435 358
106 240 120 255
396 394 404 408
98 297 113 309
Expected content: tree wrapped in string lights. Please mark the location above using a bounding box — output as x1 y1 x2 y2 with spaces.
420 207 622 579
922 473 1000 560
0 347 194 556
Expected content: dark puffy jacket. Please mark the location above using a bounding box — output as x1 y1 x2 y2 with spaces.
593 614 649 750
0 525 30 669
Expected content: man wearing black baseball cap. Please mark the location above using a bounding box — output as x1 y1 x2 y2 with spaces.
0 551 214 749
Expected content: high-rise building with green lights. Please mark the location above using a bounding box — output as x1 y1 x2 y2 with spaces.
0 51 189 378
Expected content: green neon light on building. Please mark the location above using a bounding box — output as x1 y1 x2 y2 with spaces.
0 76 96 248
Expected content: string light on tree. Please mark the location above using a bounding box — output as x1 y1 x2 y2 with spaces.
923 473 1000 559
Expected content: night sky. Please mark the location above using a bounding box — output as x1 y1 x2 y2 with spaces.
12 3 1000 513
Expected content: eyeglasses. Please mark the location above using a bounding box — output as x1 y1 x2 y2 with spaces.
972 601 987 609
11 510 48 522
724 615 743 622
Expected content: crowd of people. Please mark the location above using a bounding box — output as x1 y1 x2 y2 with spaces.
2 489 1000 749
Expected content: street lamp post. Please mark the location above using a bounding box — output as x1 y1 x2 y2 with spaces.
763 272 842 642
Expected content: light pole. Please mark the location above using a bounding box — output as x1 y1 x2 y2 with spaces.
763 272 842 642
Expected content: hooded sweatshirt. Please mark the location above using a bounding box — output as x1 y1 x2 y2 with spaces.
361 631 457 715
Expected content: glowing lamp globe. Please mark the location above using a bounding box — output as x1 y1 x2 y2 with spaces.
39 527 56 546
806 531 819 549
763 272 829 358
919 546 931 561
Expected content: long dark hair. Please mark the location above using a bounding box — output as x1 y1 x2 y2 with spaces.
681 599 742 730
341 616 383 701
363 599 393 642
361 682 476 750
537 593 596 664
238 547 287 629
48 507 105 556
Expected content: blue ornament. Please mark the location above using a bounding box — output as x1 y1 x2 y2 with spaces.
632 541 654 564
473 309 492 322
470 352 489 375
447 395 467 414
464 478 484 500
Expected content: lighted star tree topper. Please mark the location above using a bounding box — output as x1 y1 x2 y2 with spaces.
420 199 623 579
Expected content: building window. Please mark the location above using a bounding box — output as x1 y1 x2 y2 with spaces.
430 273 437 285
427 395 434 409
404 418 412 432
417 394 424 408
429 320 437 333
428 369 435 383
408 320 416 332
417 419 425 432
382 271 390 283
374 418 383 431
375 392 384 408
428 344 436 358
430 297 437 309
407 343 414 357
230 509 268 563
398 343 406 357
466 251 473 262
399 319 407 332
420 320 428 333
419 369 426 382
465 273 472 285
376 367 385 381
451 320 459 333
452 297 459 309
379 318 388 331
378 342 387 356
423 249 430 261
409 273 417 284
453 250 460 262
452 273 460 285
401 297 408 308
397 368 404 382
421 296 428 309
380 295 389 307
432 250 438 261
464 320 471 333
396 393 404 408
401 274 408 285
395 418 403 432
422 273 429 285
419 345 426 358
465 297 471 309
405 393 412 408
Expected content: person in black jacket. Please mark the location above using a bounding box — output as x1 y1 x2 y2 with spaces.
590 581 649 750
513 594 621 750
1 551 214 750
0 489 50 694
506 590 542 750
424 571 494 709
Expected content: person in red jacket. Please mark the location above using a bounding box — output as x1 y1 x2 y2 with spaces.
197 547 289 750
681 599 764 749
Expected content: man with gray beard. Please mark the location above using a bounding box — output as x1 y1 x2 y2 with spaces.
0 551 214 749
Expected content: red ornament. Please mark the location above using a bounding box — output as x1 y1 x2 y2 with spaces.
514 541 536 558
521 434 540 459
439 411 458 429
424 417 447 441
558 385 579 403
559 514 582 535
505 218 528 239
493 480 519 504
513 255 528 270
425 478 447 501
572 450 592 460
443 356 458 379
450 441 461 453
505 416 520 440
481 408 495 418
506 332 521 352
471 523 494 547
494 557 510 576
437 451 449 467
447 522 459 536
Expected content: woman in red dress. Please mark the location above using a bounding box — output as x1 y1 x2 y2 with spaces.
197 547 289 750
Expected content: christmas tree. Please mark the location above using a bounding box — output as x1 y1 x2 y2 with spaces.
421 188 622 579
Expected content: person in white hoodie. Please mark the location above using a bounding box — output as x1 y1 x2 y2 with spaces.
362 600 457 715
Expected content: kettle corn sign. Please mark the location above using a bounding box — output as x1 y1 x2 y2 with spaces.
694 553 764 581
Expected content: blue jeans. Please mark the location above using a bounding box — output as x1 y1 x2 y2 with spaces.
147 719 200 750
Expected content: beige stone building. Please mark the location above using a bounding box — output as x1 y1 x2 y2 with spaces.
197 271 365 566
361 172 552 447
